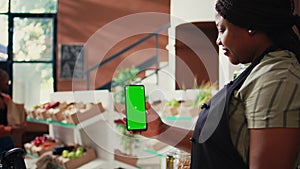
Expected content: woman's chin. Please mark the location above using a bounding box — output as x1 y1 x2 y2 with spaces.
228 57 240 65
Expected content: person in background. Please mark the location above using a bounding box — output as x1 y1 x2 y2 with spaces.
0 69 15 154
126 0 300 168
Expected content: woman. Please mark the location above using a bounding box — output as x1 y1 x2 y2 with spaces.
0 69 15 154
128 0 300 168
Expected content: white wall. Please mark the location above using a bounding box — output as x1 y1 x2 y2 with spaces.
165 0 215 90
218 50 240 88
171 0 216 23
167 0 238 90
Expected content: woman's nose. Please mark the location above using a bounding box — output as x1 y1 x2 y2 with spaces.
216 37 221 46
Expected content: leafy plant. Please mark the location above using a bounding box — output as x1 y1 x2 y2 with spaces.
166 99 180 107
114 120 140 156
192 82 217 108
112 67 141 155
112 67 140 104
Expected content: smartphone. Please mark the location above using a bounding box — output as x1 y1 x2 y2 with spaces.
125 85 147 131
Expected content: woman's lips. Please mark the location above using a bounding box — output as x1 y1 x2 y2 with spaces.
222 48 229 56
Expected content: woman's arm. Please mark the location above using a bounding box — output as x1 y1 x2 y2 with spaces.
131 103 193 153
249 128 300 169
155 123 193 153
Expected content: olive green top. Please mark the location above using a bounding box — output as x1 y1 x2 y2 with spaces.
228 50 300 166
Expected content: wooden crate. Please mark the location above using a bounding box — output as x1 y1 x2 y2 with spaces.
55 148 96 169
31 141 62 157
48 102 69 121
64 103 105 124
34 108 49 120
114 149 138 167
24 143 33 154
25 109 36 119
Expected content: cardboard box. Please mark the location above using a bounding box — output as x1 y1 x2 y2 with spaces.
164 106 180 116
55 148 96 169
64 103 105 124
114 149 138 167
26 109 36 119
31 141 62 157
48 108 64 121
48 102 69 121
34 108 49 120
24 143 33 154
31 145 49 157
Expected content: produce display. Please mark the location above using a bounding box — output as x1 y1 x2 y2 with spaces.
30 135 52 146
24 135 61 157
40 101 60 110
53 145 96 169
26 101 105 124
165 99 182 116
28 101 63 119
25 135 96 169
166 99 180 107
63 147 85 158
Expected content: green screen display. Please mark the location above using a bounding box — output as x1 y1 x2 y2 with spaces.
125 85 147 131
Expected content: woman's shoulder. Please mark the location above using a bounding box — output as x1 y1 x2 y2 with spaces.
265 50 299 64
238 50 300 98
248 50 299 81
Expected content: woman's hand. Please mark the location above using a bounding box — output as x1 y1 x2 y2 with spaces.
122 102 168 138
121 102 193 152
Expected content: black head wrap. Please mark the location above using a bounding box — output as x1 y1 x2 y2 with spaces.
215 0 296 30
216 0 300 62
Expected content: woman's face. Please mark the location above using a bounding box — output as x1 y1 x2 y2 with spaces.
215 13 256 64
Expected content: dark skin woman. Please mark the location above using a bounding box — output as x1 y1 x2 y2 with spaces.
124 0 300 168
0 69 15 153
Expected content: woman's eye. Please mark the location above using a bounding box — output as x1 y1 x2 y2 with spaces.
218 29 225 33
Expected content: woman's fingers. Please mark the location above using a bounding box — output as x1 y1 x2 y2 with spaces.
121 101 149 115
146 102 151 110
122 117 126 123
119 101 161 137
121 108 126 115
129 130 143 135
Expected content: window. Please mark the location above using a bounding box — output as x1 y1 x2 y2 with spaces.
0 0 57 108
0 15 8 60
0 1 8 13
13 17 54 61
11 0 57 13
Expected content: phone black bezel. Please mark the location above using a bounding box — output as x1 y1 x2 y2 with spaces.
124 84 148 131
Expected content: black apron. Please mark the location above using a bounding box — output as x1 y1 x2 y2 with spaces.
190 46 277 169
